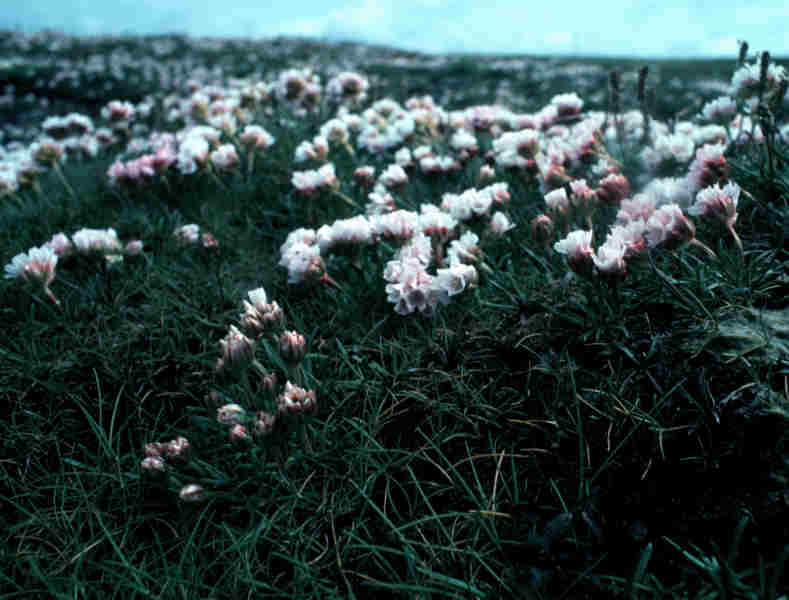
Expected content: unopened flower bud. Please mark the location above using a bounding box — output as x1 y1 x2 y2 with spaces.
178 484 204 502
253 410 277 437
595 173 630 205
530 214 554 246
217 325 255 372
279 331 306 364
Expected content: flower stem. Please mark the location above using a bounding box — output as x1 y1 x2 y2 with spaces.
728 224 744 251
53 163 77 200
689 237 717 258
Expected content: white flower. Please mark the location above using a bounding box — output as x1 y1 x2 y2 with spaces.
551 92 584 116
4 245 57 284
450 129 478 153
545 188 570 218
72 228 122 253
554 230 594 274
44 232 73 257
593 237 627 276
617 194 655 224
379 164 408 188
239 125 275 149
434 263 478 297
279 242 324 284
210 143 239 170
645 204 695 248
395 231 433 266
688 182 740 226
701 96 737 123
490 212 515 234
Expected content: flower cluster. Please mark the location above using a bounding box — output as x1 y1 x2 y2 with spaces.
173 224 219 251
140 436 191 473
292 163 337 195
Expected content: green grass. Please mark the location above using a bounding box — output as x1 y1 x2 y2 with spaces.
2 32 789 598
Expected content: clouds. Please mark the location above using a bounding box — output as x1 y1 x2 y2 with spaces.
1 0 788 57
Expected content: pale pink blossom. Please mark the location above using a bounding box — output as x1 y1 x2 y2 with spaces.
489 211 515 234
701 96 737 123
277 382 317 415
379 164 408 188
44 232 73 257
617 195 656 224
174 224 201 245
545 188 571 219
239 125 276 149
554 230 594 274
689 182 742 249
593 237 627 277
551 92 584 118
687 143 729 193
210 144 239 170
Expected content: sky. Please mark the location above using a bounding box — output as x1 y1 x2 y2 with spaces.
2 0 788 58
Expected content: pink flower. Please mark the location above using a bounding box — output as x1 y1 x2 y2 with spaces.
607 220 647 258
140 456 166 473
593 237 627 278
166 437 191 461
489 211 515 234
616 194 655 224
276 382 317 416
239 125 275 149
551 92 584 118
595 173 631 206
4 245 60 305
544 188 571 220
253 411 277 437
379 164 408 188
44 233 73 257
569 179 597 215
229 424 251 442
210 144 239 170
688 182 742 249
554 230 594 275
688 182 739 227
687 143 729 193
645 204 714 256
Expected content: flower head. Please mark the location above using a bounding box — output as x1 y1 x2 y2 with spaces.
687 143 729 193
554 230 594 275
216 325 255 372
688 182 740 227
4 245 60 305
277 382 317 416
279 330 307 364
645 204 696 250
